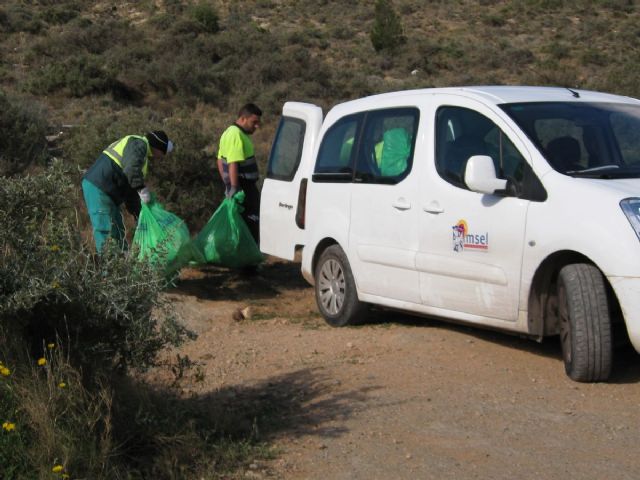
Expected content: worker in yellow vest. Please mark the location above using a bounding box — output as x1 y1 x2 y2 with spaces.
217 103 262 243
81 130 174 252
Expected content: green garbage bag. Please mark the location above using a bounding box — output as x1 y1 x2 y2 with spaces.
167 236 206 273
379 128 411 177
193 191 263 268
133 196 197 273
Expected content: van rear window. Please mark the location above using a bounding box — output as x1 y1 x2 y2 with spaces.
267 117 306 181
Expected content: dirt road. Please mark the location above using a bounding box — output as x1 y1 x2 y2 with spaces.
164 260 640 480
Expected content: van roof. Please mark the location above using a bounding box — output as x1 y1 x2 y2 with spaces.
338 86 640 109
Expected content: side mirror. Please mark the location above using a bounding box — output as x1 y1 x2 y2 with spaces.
464 155 507 194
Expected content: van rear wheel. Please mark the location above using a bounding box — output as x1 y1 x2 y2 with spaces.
557 263 612 382
315 245 366 327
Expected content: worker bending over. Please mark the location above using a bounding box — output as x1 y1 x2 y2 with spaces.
82 130 173 252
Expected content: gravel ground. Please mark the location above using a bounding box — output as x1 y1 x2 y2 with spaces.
160 260 640 480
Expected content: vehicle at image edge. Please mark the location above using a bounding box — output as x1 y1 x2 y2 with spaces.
259 86 640 382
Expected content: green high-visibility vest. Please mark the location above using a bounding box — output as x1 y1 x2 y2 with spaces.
103 135 150 177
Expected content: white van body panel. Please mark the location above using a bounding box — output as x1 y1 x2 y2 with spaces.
611 277 640 350
262 86 640 362
259 102 322 260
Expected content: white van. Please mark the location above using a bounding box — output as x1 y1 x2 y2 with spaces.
259 86 640 382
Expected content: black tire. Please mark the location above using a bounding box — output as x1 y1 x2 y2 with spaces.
314 245 366 327
557 263 612 382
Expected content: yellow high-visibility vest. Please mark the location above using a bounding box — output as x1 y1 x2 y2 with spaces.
103 135 150 177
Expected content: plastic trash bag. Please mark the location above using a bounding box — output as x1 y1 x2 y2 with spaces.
133 197 199 273
193 191 263 268
378 128 411 177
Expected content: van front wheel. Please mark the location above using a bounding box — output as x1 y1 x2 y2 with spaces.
557 263 612 382
315 245 366 327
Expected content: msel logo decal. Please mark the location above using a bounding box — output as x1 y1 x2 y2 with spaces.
452 220 489 252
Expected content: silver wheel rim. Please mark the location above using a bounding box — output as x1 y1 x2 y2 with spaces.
318 258 345 315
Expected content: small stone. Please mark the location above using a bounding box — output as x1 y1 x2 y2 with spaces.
241 306 253 319
405 454 412 459
347 342 354 348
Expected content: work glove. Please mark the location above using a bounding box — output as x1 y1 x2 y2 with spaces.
226 185 240 199
138 187 151 204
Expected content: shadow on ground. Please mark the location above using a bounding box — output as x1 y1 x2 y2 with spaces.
195 367 379 441
169 260 311 302
362 308 640 384
120 367 379 475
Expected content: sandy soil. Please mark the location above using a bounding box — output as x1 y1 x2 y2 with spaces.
161 259 640 480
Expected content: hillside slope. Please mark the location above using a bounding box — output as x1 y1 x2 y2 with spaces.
1 0 639 225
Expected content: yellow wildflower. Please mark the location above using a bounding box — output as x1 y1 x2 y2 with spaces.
52 464 64 473
37 358 47 366
0 366 10 376
47 343 56 350
51 281 60 289
50 245 60 252
58 382 66 389
2 422 15 432
62 475 69 479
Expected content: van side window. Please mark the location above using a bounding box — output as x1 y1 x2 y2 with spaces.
267 117 306 181
355 108 418 183
435 106 528 189
314 115 360 176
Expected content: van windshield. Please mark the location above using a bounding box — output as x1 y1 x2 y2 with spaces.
500 102 640 178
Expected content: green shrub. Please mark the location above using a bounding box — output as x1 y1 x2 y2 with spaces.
191 2 219 34
19 15 132 59
41 4 80 25
481 13 507 27
152 115 219 230
0 369 32 480
24 54 121 98
0 161 188 376
544 40 571 60
581 47 608 66
1 341 274 479
0 9 8 30
0 160 270 479
0 343 116 479
370 0 406 52
0 90 49 176
0 5 43 33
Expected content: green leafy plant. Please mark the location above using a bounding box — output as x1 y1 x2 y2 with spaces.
0 161 187 376
0 90 49 176
370 0 406 52
191 2 219 34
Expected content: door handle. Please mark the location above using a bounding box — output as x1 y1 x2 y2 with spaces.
423 202 444 214
392 198 411 210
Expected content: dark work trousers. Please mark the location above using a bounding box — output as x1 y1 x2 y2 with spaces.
240 179 260 245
